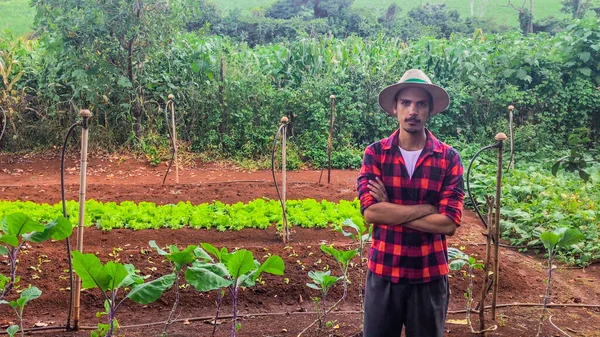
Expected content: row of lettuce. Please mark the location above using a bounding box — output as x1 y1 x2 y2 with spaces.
1 163 598 265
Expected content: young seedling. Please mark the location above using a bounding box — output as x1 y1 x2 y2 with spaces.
185 243 285 337
447 247 497 333
149 240 205 336
339 218 371 310
299 244 357 337
306 270 341 332
0 213 72 300
71 251 175 337
0 286 42 337
537 227 584 337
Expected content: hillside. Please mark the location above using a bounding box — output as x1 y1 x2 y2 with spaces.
0 0 567 37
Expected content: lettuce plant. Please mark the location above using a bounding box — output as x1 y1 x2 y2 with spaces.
71 251 175 337
185 243 285 337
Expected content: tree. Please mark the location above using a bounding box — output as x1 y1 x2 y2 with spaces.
507 0 534 34
33 0 182 139
561 0 600 19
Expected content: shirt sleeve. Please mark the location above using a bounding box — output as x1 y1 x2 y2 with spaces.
357 145 382 215
438 150 465 226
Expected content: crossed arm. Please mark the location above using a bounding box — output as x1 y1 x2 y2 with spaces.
364 177 457 236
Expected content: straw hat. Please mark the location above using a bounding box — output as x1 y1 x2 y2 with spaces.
378 69 450 117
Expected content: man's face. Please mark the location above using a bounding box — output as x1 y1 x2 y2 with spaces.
393 87 431 134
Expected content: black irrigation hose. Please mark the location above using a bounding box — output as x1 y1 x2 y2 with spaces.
466 143 500 230
162 101 175 185
60 121 82 331
271 124 288 235
0 107 6 143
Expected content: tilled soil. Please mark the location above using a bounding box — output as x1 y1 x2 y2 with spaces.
1 153 599 337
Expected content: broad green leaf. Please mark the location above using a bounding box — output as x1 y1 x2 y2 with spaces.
0 213 45 247
306 283 321 290
320 245 341 262
105 261 132 290
185 267 232 292
72 251 111 291
6 325 19 337
557 228 584 248
193 247 213 262
0 246 8 256
25 216 73 242
0 274 9 290
201 243 221 261
540 231 560 251
149 240 168 256
168 245 198 270
16 286 42 308
127 273 175 304
448 247 467 260
255 255 285 279
449 259 467 271
227 250 255 278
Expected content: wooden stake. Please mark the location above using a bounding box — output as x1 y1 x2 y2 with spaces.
73 109 92 330
491 132 507 320
169 94 179 184
328 95 335 184
479 195 494 332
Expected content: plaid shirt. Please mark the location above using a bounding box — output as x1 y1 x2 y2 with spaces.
357 129 464 284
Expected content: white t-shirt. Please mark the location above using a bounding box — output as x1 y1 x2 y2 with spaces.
399 147 423 178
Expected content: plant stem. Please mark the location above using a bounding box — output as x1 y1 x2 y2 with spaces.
212 290 224 337
164 270 180 335
537 251 554 337
1 246 22 300
231 285 238 337
18 308 24 337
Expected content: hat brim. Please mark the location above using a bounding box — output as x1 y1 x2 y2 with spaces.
378 82 450 117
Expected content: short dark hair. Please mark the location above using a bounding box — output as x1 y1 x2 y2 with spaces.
393 88 434 113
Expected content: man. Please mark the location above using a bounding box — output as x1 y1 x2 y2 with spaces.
357 69 465 337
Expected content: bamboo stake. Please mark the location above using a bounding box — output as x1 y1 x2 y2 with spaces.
327 95 335 184
479 195 494 333
281 116 289 244
168 94 179 184
508 105 515 170
73 109 92 330
491 132 507 320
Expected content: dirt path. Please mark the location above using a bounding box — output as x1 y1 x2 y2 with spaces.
1 153 599 337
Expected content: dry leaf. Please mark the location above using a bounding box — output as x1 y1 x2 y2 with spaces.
446 319 468 325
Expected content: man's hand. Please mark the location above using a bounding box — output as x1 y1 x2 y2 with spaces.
368 177 389 202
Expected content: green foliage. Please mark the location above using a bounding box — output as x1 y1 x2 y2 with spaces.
1 286 42 337
306 270 340 292
71 251 175 337
0 198 364 231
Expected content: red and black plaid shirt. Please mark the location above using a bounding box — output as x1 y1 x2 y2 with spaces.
357 128 464 284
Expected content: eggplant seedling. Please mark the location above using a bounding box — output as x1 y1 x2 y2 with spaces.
149 240 207 336
447 247 496 333
537 227 584 337
71 251 175 337
0 286 41 337
339 218 371 310
0 213 72 300
306 270 340 332
185 243 285 337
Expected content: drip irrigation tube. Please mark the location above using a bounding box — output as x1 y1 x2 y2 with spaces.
466 143 499 230
4 302 599 335
0 107 6 143
60 121 82 331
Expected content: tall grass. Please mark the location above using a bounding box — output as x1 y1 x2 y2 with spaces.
0 0 35 37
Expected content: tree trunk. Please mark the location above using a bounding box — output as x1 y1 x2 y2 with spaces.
470 0 474 16
528 0 534 34
218 57 226 141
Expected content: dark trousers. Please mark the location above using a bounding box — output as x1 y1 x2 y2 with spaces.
363 270 449 337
